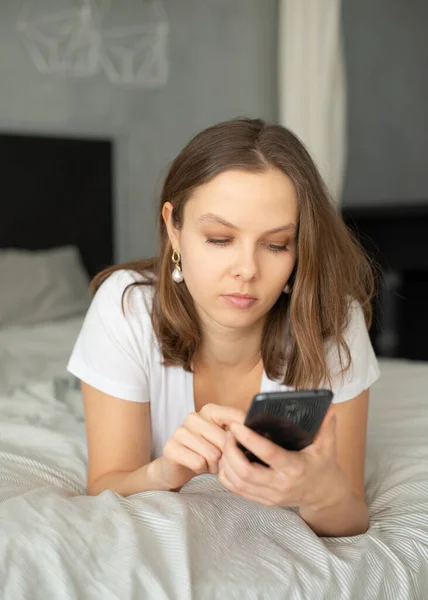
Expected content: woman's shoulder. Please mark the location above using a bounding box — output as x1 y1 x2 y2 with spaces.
101 267 155 288
95 268 155 318
326 297 380 402
342 297 370 343
324 298 370 368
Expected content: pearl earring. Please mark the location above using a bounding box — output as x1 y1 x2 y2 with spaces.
283 283 291 294
171 249 184 283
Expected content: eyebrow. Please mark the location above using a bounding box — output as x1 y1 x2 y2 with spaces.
197 213 297 235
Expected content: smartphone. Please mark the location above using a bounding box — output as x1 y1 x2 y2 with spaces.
238 389 333 466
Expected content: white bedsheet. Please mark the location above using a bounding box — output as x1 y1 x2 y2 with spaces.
0 320 427 599
0 317 83 394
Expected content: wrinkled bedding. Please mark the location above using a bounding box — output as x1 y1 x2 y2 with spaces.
0 316 83 394
0 326 427 598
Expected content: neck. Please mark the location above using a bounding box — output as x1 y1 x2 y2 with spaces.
195 321 264 372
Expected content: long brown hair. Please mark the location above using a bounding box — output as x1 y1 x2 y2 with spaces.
91 118 375 389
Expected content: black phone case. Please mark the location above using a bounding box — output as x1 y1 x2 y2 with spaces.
239 389 333 466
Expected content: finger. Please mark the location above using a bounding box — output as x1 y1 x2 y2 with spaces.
220 450 275 498
183 412 228 451
174 427 221 474
229 423 301 471
218 467 279 507
221 433 279 491
164 439 209 475
199 404 246 429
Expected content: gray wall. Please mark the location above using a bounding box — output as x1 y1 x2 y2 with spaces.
342 0 428 206
0 0 278 261
2 0 426 252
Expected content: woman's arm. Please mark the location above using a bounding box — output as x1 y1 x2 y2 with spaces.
82 383 246 496
298 389 370 537
88 463 171 496
219 389 371 537
82 381 161 496
84 382 191 496
298 482 369 537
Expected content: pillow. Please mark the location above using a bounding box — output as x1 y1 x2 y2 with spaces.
0 246 91 327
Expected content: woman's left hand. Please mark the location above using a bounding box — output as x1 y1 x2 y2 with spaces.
218 407 347 510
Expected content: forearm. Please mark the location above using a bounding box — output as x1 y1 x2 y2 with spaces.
88 458 171 497
298 474 369 538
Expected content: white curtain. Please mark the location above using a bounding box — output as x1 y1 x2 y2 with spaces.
278 0 346 203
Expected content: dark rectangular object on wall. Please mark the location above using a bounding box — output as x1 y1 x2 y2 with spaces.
342 203 428 361
0 132 114 277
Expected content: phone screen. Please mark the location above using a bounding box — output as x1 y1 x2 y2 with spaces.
238 389 333 465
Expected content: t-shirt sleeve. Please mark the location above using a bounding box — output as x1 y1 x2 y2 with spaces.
327 300 380 404
67 270 150 403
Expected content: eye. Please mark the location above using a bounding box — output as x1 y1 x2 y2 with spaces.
205 238 289 253
266 243 288 253
205 238 231 246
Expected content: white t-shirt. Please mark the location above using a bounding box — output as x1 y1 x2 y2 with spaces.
67 270 380 460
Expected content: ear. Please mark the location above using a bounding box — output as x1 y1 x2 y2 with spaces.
162 202 180 251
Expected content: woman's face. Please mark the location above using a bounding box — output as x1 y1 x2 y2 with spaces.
163 168 298 331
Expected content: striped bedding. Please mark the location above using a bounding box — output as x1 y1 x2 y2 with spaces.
0 359 427 599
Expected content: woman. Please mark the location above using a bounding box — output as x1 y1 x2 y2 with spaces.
67 118 379 538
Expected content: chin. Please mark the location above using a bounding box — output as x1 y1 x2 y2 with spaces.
214 309 261 329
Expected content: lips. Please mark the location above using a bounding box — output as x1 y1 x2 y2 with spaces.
226 293 257 300
222 293 258 308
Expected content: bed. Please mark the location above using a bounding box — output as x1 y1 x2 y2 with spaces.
0 327 427 599
1 147 427 598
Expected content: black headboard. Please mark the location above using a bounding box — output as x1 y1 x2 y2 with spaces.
342 203 428 361
0 132 114 278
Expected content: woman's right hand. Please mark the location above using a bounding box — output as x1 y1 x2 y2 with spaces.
149 404 246 491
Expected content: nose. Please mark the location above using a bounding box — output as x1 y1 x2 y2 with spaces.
230 244 259 282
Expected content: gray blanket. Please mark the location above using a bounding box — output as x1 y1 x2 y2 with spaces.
0 360 427 599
